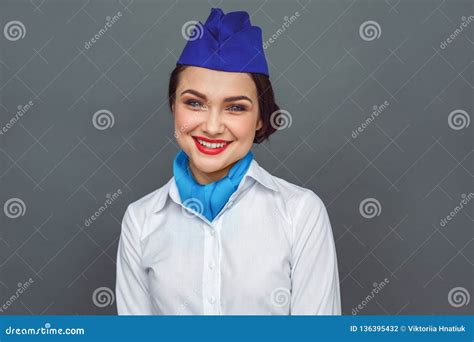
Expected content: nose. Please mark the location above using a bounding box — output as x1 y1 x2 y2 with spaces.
202 107 225 136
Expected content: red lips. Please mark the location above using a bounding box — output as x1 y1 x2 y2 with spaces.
192 136 232 155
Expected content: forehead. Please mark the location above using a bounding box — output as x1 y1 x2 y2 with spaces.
177 66 256 98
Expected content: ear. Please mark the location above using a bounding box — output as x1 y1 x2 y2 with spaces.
256 117 263 131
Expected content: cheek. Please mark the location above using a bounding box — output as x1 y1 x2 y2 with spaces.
227 114 259 141
174 107 200 136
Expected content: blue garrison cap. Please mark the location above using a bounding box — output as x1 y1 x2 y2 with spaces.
177 8 269 77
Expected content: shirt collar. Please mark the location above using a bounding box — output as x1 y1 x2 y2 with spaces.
245 158 279 193
152 159 279 214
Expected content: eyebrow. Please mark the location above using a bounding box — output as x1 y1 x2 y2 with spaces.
180 89 253 104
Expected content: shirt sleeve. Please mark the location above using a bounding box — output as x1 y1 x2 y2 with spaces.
289 191 341 315
116 205 154 315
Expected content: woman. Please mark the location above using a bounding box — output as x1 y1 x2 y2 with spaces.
116 7 341 315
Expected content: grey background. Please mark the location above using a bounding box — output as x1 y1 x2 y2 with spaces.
0 0 472 315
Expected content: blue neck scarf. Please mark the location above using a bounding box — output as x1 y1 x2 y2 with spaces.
173 150 254 222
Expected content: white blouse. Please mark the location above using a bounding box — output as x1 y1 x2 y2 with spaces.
116 158 341 315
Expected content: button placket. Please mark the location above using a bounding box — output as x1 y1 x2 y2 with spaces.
202 224 220 314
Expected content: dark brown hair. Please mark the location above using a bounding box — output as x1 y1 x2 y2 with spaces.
168 64 281 144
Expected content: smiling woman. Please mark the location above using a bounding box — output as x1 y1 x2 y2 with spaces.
116 7 341 315
168 65 280 183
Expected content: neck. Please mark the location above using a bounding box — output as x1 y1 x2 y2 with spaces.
188 160 237 185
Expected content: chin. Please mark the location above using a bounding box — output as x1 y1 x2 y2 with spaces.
190 153 229 174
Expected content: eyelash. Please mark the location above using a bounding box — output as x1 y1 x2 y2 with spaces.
184 99 246 112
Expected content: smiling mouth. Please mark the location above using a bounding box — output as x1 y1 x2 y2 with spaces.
192 136 233 155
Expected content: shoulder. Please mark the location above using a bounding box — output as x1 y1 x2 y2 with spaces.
252 161 328 226
254 161 326 212
124 178 173 225
275 176 325 209
275 176 328 227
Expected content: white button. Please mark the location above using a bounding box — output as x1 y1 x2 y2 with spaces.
208 296 216 304
208 261 215 269
209 229 216 236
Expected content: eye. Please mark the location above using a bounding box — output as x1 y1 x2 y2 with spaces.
226 104 246 112
185 99 203 109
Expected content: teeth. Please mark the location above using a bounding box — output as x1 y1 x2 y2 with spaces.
197 139 227 148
